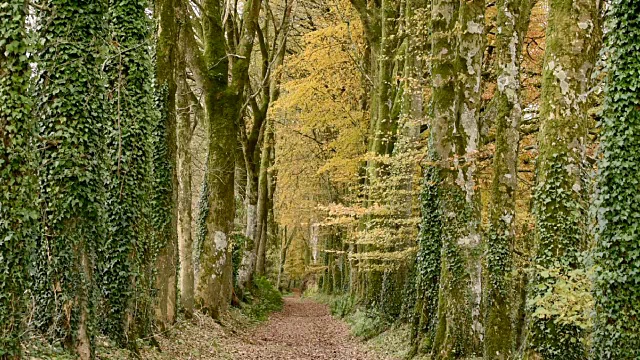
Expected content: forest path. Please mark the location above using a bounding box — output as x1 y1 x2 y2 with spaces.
224 296 391 360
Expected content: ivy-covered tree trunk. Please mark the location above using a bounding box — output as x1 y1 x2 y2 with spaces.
526 0 601 358
0 1 34 356
412 165 442 354
430 0 485 356
484 0 532 357
33 0 107 357
154 0 179 328
100 0 156 346
255 120 272 276
593 1 640 358
176 13 195 318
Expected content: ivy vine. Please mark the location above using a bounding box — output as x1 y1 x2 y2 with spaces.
412 164 442 353
0 0 35 356
98 0 155 346
593 1 640 357
32 0 108 355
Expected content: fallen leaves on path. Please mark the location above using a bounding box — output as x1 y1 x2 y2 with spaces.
138 296 394 360
224 296 393 360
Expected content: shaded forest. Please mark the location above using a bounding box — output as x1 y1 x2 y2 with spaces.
1 0 640 358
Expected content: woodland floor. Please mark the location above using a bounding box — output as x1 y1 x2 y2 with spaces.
223 296 390 360
134 296 399 360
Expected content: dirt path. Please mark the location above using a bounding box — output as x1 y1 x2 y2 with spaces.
225 297 390 360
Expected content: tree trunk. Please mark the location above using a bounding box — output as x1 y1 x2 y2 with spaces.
100 0 157 347
255 120 272 276
33 0 107 357
593 1 640 357
0 0 33 356
177 10 195 317
430 0 485 356
526 0 601 357
277 227 296 290
371 0 401 157
196 0 262 317
196 0 235 316
239 0 293 284
154 0 179 329
484 0 533 357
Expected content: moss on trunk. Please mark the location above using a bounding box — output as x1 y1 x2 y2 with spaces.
484 0 533 357
527 0 601 358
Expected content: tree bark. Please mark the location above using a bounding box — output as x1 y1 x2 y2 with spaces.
177 6 195 317
154 0 179 329
526 0 601 357
484 0 533 357
430 0 485 356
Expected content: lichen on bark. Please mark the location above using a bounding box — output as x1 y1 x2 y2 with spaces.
526 0 601 358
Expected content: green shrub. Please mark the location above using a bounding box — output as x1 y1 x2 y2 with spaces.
347 309 389 340
329 294 356 318
242 277 283 321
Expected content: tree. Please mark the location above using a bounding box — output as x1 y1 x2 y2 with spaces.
526 0 601 357
192 0 262 317
100 0 156 345
176 0 196 317
255 120 273 276
233 0 294 286
0 0 34 356
484 0 533 357
349 0 404 309
428 0 485 356
154 0 179 328
33 0 107 357
593 1 640 357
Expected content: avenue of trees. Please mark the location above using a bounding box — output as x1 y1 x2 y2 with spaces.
1 0 640 358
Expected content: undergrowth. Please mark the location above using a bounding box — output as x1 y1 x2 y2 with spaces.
306 292 390 340
240 276 284 322
346 309 388 340
24 277 284 359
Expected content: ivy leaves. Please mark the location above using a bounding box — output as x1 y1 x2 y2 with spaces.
0 0 34 356
593 0 640 357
